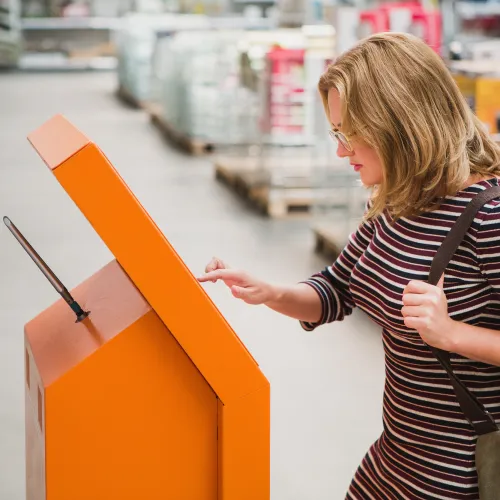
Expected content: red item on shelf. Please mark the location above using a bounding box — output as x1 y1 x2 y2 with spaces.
359 10 390 33
263 48 307 140
411 10 442 54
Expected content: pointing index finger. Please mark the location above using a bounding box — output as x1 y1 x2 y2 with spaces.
197 269 238 283
197 271 220 282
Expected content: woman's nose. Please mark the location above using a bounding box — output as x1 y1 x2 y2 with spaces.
337 142 353 158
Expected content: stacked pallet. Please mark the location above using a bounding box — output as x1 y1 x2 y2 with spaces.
116 85 145 110
147 103 215 156
312 223 351 260
214 154 360 218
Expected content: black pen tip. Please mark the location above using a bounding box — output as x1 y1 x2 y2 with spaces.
76 310 90 323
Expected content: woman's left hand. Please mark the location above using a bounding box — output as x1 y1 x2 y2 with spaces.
401 275 455 349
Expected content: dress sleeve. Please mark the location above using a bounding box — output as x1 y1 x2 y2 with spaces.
300 204 376 331
476 199 500 298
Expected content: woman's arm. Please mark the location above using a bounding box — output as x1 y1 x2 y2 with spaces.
198 201 375 328
264 283 322 323
403 279 500 366
298 209 375 331
445 322 500 366
197 268 323 322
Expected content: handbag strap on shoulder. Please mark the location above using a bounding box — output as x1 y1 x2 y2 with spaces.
428 184 500 435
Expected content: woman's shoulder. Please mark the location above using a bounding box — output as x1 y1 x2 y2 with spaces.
466 177 500 216
473 178 500 236
383 178 500 233
444 178 500 242
444 177 500 216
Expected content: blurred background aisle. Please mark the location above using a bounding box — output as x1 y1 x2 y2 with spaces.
0 71 383 500
1 0 500 498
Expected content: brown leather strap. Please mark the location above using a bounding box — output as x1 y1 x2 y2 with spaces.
427 185 500 435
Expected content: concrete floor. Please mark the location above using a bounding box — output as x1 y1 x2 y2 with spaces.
0 72 384 500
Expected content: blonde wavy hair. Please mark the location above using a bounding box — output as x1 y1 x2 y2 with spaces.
318 32 500 221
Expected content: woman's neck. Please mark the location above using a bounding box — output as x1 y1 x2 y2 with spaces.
463 174 497 189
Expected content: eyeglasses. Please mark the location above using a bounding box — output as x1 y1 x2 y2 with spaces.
329 129 353 152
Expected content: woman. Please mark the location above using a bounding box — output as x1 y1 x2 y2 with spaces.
198 32 500 499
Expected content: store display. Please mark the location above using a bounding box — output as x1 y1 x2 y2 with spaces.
19 5 123 70
261 47 307 145
116 13 181 103
161 29 260 145
333 2 442 55
91 0 123 17
0 0 22 67
451 60 500 134
211 23 364 221
444 2 500 138
258 24 333 146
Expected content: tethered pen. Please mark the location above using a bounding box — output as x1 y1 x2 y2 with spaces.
3 216 90 322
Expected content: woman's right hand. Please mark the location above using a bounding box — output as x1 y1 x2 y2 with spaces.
197 257 276 305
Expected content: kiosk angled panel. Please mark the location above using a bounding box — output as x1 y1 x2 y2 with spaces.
28 115 267 405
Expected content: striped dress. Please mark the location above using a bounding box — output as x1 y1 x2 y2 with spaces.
301 178 500 499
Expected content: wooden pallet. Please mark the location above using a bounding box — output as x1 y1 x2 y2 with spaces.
214 155 369 218
215 158 268 198
252 187 318 217
214 156 324 218
116 85 144 109
313 224 347 260
214 159 243 186
147 104 214 156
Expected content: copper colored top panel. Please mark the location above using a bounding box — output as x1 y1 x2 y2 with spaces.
27 114 90 170
25 260 150 387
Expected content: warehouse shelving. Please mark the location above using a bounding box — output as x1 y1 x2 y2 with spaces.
456 1 500 20
19 13 122 70
0 0 22 67
18 52 117 70
20 16 124 30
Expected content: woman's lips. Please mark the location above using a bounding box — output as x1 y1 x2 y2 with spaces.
352 164 363 172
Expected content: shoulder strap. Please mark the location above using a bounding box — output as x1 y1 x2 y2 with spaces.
428 184 500 436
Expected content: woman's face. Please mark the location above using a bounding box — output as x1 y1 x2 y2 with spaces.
328 88 384 186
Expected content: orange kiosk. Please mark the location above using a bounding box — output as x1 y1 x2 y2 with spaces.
20 115 270 500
